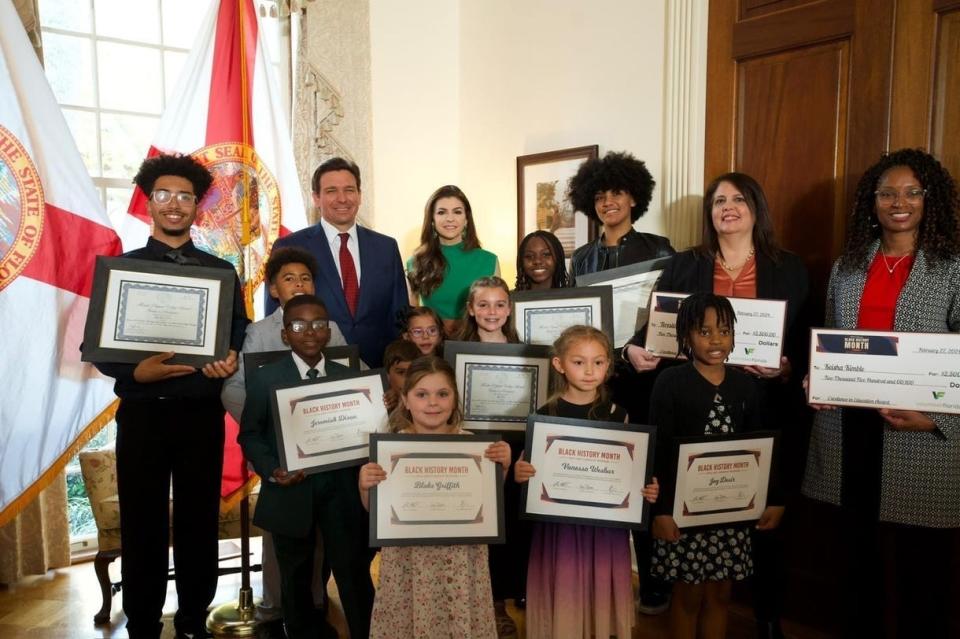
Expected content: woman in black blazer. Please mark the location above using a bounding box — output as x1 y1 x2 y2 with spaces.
626 172 809 639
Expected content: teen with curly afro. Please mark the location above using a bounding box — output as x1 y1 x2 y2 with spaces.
566 151 674 279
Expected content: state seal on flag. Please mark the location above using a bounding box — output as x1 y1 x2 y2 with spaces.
191 142 282 293
0 125 44 291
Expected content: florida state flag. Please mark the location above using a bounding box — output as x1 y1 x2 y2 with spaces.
121 0 308 507
0 0 122 525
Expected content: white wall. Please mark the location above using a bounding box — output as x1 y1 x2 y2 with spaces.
369 0 461 256
371 0 668 285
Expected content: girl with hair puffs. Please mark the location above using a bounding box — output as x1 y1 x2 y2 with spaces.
359 356 511 638
515 230 571 291
407 185 499 337
567 151 674 279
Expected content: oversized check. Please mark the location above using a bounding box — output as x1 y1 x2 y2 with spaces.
808 329 960 414
645 292 787 367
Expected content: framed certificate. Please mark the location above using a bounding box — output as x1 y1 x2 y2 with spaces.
808 328 960 414
445 341 552 432
644 291 787 368
244 345 361 373
520 414 656 529
82 256 234 367
271 369 389 475
670 432 776 529
369 433 505 547
511 286 614 346
576 257 671 348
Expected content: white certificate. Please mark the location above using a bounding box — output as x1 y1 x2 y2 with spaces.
523 305 593 346
272 370 389 474
82 256 234 367
808 329 960 414
576 258 671 348
672 433 775 529
369 433 505 546
522 415 655 529
512 286 614 346
446 342 552 431
644 291 787 367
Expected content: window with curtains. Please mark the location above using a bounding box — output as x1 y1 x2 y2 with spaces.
36 0 290 549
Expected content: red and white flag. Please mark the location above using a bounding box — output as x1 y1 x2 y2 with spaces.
122 0 308 506
0 0 122 525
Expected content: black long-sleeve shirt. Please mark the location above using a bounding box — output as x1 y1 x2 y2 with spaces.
91 237 249 400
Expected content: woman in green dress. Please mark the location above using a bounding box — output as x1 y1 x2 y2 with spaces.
407 185 499 336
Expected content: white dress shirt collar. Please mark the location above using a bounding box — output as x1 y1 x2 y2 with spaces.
291 352 326 380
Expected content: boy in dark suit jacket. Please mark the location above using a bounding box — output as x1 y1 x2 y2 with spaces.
239 294 373 639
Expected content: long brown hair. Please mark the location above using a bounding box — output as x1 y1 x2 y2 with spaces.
388 356 463 433
542 325 613 419
408 185 481 298
697 172 782 263
455 276 520 342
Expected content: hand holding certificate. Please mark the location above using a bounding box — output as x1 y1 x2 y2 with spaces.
669 432 776 529
367 433 506 546
520 415 656 529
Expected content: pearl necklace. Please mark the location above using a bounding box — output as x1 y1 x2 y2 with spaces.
719 247 755 272
881 251 912 274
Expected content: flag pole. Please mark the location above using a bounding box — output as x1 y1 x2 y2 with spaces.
207 0 261 636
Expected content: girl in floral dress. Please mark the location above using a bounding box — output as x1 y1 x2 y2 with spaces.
359 356 512 638
649 292 783 639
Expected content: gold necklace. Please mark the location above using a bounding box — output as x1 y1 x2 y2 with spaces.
880 251 912 274
719 247 755 271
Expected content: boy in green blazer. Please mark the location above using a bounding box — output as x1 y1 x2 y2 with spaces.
239 294 373 639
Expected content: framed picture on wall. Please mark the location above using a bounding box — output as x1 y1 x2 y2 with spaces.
517 145 600 268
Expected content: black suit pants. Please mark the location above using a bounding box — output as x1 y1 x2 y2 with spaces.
115 398 225 639
271 466 374 639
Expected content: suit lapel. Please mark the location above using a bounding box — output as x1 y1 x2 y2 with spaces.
756 252 775 299
355 226 374 318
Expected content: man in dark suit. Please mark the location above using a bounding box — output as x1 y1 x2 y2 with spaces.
239 294 374 639
267 157 408 367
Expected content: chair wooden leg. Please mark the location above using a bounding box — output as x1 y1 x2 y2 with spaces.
93 549 120 625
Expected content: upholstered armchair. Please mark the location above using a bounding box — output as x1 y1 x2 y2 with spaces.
79 447 261 624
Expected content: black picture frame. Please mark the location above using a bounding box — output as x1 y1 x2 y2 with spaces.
82 255 234 367
369 432 506 547
511 285 614 346
520 414 656 530
668 430 778 531
443 341 552 432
